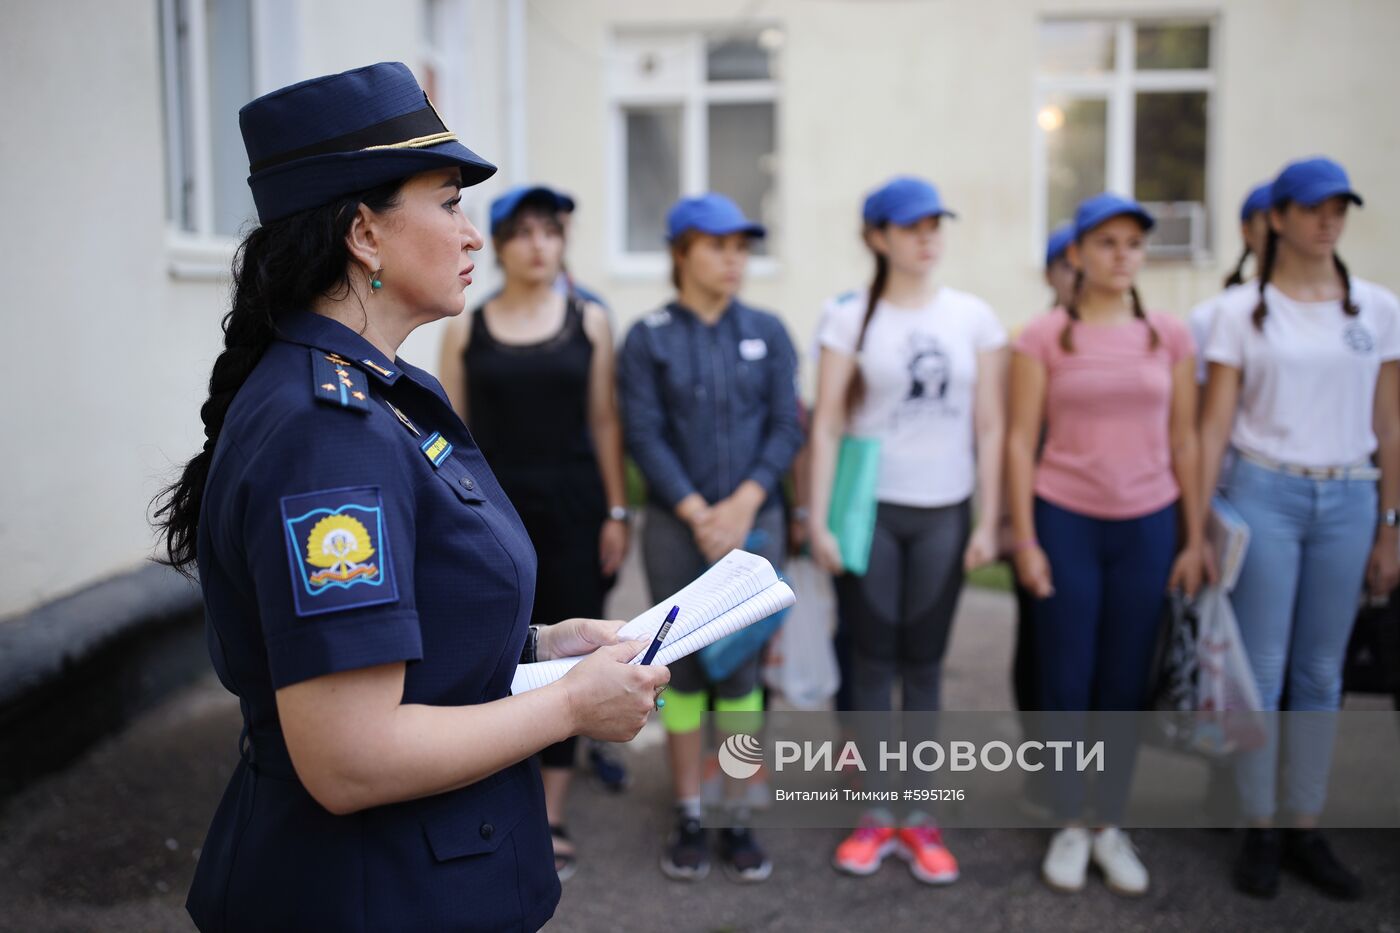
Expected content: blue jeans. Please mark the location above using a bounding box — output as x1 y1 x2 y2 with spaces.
1032 498 1178 822
1223 456 1376 820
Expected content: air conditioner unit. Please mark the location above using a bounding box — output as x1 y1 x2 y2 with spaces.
1141 201 1208 261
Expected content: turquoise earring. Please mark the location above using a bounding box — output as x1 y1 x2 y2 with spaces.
370 269 383 292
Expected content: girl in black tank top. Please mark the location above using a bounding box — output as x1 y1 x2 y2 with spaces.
438 186 631 883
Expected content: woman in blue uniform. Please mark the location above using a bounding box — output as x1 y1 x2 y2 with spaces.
153 62 668 933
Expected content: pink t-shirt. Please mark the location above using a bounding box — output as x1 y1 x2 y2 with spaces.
1014 308 1195 520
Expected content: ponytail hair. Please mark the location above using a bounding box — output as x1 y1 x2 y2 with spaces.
1223 245 1252 288
845 231 890 414
152 180 406 574
1059 261 1158 354
1250 226 1277 331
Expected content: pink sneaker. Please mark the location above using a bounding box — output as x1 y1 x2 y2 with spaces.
897 824 959 885
833 820 897 876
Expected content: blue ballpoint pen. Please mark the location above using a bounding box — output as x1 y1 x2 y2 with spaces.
640 605 680 665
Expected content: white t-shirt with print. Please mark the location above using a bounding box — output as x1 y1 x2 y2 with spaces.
1204 277 1400 467
817 286 1007 507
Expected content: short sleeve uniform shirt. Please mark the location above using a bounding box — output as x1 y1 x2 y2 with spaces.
186 311 560 933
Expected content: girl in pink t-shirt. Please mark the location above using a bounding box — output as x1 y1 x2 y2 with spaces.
1006 193 1207 898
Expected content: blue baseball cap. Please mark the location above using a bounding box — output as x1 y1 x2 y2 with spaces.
1073 192 1155 239
489 185 576 234
1270 157 1363 208
239 62 496 225
1045 222 1074 267
862 176 957 226
1239 182 1273 222
665 193 766 242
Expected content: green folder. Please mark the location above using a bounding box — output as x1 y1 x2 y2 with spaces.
827 436 882 576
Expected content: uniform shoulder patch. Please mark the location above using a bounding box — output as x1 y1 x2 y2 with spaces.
644 309 673 328
310 350 371 412
280 485 398 617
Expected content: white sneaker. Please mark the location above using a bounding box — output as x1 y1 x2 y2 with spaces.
1092 827 1149 896
1042 827 1091 893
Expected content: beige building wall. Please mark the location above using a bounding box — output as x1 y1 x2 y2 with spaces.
523 0 1400 366
0 0 506 618
3 0 1395 616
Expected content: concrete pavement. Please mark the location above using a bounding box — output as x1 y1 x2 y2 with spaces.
2 549 1397 932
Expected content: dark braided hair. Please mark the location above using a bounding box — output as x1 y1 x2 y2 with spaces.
845 229 890 414
1223 244 1252 288
152 180 406 575
1058 266 1158 353
1250 206 1360 332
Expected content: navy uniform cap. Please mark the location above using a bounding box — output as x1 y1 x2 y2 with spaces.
240 62 497 224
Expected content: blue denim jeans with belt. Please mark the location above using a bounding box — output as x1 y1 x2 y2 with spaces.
1223 455 1376 821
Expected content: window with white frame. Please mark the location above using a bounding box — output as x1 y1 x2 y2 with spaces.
1033 18 1214 260
159 0 299 248
608 29 782 271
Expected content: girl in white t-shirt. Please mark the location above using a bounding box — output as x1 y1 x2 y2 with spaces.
1189 181 1274 385
1200 157 1400 901
807 176 1008 885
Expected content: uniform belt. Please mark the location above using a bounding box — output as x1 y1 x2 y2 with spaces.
239 723 299 781
1237 448 1380 482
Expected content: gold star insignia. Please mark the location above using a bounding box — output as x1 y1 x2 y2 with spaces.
321 383 336 391
351 391 366 401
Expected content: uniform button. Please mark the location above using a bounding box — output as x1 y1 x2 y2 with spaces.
460 477 475 490
479 822 494 839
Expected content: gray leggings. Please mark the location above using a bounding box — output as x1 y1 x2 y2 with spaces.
837 499 971 712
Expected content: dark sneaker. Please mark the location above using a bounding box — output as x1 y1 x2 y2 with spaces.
660 814 709 881
1233 828 1282 898
1283 829 1363 901
588 742 630 793
719 827 772 883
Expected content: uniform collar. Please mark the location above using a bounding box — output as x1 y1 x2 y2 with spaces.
276 311 404 385
669 298 741 329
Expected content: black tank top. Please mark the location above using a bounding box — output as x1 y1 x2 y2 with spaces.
465 297 603 525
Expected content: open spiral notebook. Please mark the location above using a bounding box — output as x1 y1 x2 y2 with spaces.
510 549 797 694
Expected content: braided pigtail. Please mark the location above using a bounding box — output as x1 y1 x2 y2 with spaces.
1251 227 1279 332
1059 269 1085 353
152 180 405 574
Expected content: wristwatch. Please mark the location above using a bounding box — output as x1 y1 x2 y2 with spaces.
607 506 631 523
1382 508 1400 528
522 625 541 664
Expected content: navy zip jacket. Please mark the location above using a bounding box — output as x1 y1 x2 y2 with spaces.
618 299 803 511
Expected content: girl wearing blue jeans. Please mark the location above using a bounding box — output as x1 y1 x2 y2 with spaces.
1200 157 1400 901
1008 194 1206 897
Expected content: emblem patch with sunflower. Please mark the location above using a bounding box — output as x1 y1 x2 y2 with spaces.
280 487 398 616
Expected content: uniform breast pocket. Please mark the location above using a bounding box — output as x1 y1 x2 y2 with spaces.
661 357 698 408
735 358 768 410
432 456 488 507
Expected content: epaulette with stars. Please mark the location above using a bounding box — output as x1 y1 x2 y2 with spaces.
309 349 371 413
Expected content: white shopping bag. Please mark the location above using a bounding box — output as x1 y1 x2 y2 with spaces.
761 557 840 709
1193 584 1267 754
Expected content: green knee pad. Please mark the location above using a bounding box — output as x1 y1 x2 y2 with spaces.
714 688 764 735
659 689 707 734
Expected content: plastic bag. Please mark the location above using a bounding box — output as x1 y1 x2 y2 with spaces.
1191 585 1267 755
761 557 840 708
